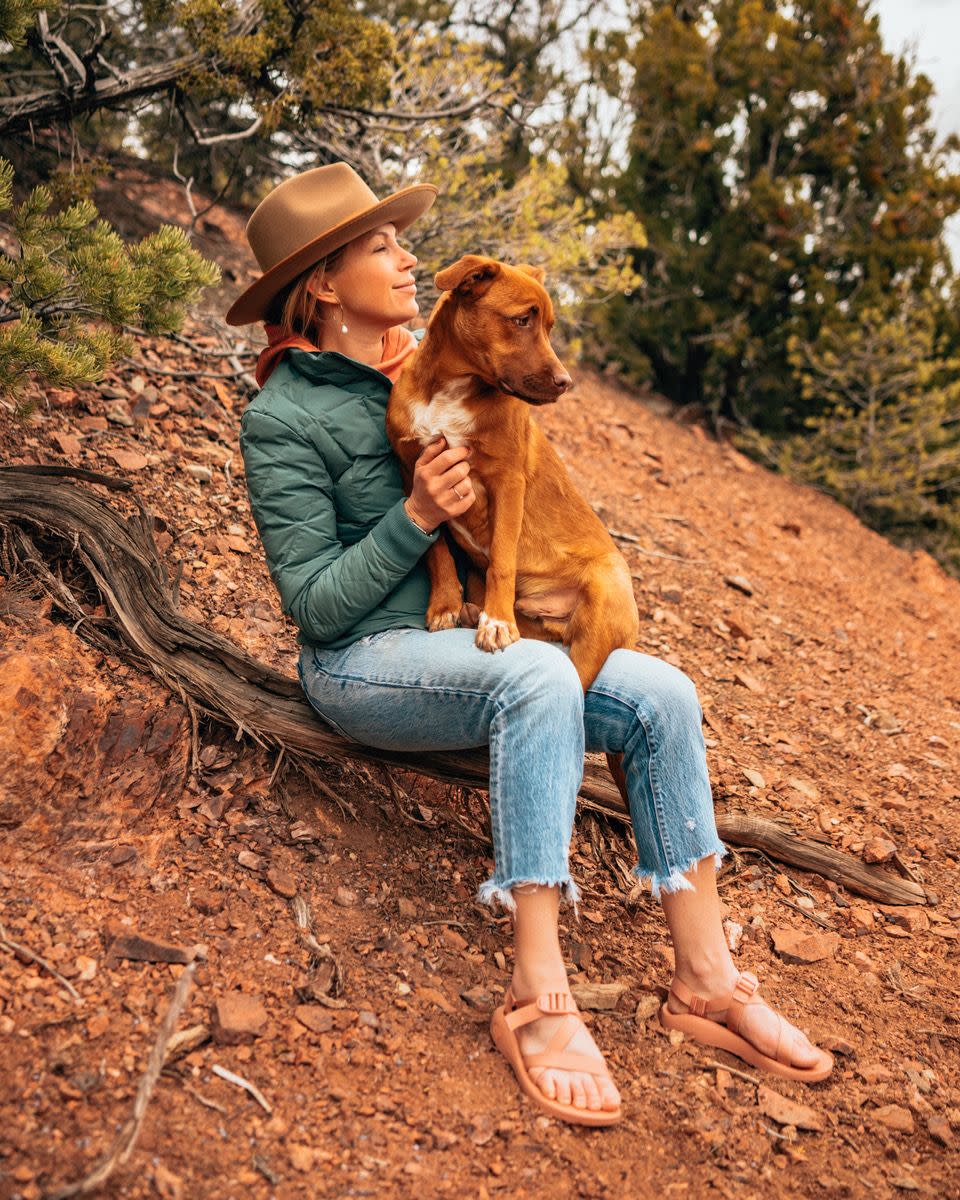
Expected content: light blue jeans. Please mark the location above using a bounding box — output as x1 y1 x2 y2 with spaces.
298 629 726 911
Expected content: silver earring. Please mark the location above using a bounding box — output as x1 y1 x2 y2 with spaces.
337 303 348 334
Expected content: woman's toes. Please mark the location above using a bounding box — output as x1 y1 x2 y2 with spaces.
532 1067 556 1100
583 1076 602 1110
601 1078 621 1110
553 1072 573 1107
570 1076 588 1110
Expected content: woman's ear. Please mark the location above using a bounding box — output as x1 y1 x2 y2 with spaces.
434 255 501 297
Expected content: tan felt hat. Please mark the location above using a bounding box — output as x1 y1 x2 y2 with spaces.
225 162 438 326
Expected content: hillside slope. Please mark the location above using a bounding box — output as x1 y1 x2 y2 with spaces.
1 183 959 1198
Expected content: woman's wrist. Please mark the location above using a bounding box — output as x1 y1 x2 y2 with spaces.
403 499 437 536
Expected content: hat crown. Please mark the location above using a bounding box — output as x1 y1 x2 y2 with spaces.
246 162 380 272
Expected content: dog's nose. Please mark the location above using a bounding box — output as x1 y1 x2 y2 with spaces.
553 370 572 392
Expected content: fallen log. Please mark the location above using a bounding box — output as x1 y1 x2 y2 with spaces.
0 465 928 907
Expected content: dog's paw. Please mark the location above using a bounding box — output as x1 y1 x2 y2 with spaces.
458 602 481 629
475 610 520 652
427 608 460 632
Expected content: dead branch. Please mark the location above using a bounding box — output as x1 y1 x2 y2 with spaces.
0 467 928 908
47 962 196 1199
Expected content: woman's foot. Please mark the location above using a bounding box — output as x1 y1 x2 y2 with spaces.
666 966 823 1070
509 971 621 1113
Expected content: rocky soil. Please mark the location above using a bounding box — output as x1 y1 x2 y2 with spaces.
1 173 959 1199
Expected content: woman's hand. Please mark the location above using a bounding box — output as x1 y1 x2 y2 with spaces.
404 436 475 533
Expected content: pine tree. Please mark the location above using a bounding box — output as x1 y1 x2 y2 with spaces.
0 157 219 405
741 295 960 572
594 0 960 433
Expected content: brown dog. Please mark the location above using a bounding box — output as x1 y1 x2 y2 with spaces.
386 254 639 692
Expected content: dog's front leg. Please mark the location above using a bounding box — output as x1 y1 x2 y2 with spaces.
425 535 467 631
475 471 524 652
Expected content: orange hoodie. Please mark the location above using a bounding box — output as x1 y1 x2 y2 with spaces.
255 323 419 388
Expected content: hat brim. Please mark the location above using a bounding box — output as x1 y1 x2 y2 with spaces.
224 183 438 326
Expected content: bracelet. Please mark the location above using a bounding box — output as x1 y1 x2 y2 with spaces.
404 503 436 536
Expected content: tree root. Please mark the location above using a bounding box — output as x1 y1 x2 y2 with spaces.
0 465 928 907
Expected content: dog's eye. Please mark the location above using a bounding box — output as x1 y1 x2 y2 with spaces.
512 315 530 327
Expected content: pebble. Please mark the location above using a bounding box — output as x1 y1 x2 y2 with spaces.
872 1104 915 1133
212 992 268 1044
237 850 263 871
266 866 297 898
862 837 897 864
771 927 840 964
927 1115 954 1146
334 887 357 907
758 1085 824 1132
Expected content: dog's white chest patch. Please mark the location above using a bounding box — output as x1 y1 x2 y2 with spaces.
409 377 477 448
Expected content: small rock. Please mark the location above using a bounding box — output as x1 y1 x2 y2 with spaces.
460 985 493 1010
862 837 897 864
848 906 876 932
570 981 629 1011
212 993 268 1044
742 768 766 789
927 1115 954 1146
107 449 149 471
52 431 84 458
733 668 765 694
193 890 224 915
771 927 840 964
295 1005 334 1034
109 932 199 965
852 950 877 972
883 906 929 934
724 575 754 596
334 887 357 907
105 401 134 427
821 1033 856 1057
873 1104 915 1134
634 993 661 1021
86 1013 111 1039
358 1009 379 1029
441 926 468 952
757 1085 824 1131
726 613 752 640
723 919 744 952
108 845 137 867
774 873 792 897
183 462 213 483
417 986 455 1014
288 1144 317 1172
397 898 416 919
266 866 298 898
237 850 263 872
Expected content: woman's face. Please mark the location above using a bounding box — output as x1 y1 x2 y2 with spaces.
318 223 419 330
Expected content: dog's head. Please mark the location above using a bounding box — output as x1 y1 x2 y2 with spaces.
432 255 572 404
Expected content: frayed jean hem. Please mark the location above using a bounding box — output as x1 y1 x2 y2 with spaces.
638 846 728 903
477 875 581 916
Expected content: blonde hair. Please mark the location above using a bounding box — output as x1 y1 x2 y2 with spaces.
267 243 348 339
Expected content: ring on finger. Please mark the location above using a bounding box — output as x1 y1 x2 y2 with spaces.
453 486 465 500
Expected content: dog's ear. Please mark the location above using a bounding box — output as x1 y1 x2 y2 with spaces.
515 263 545 284
434 255 501 297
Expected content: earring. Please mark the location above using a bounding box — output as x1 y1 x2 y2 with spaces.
337 302 348 334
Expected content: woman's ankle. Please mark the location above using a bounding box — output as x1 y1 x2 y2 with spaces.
511 957 570 999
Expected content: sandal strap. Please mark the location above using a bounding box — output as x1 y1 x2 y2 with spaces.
669 970 761 1027
525 1049 611 1077
725 971 761 1037
503 989 578 1032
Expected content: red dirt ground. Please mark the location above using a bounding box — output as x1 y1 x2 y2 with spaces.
1 174 959 1199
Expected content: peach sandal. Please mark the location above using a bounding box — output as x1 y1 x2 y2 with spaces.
490 986 622 1126
659 970 834 1083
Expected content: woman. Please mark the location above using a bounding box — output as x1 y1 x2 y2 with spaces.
226 163 833 1126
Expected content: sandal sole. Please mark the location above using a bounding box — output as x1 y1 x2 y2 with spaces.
659 1004 834 1083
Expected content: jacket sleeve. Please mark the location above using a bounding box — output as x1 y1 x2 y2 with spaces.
240 407 438 644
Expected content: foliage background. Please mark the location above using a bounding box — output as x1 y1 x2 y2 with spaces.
1 0 958 572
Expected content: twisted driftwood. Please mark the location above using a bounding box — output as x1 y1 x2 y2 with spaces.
0 465 928 906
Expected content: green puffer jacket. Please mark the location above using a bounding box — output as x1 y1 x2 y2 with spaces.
239 344 441 650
